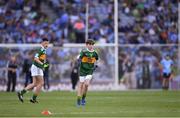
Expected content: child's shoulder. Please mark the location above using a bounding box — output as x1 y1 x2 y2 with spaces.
81 48 87 52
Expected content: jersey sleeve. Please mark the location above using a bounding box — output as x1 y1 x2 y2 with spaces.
34 48 42 58
79 49 85 59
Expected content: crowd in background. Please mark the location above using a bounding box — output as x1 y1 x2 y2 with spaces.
0 0 114 44
119 0 178 44
0 0 179 90
0 47 115 91
0 0 178 44
0 45 178 90
118 46 178 89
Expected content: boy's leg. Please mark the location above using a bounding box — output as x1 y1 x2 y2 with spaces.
81 75 92 105
82 80 90 97
77 76 86 106
17 77 37 102
24 77 37 92
30 76 44 103
77 82 83 106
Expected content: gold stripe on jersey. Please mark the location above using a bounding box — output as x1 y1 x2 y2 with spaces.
81 56 96 63
39 54 46 60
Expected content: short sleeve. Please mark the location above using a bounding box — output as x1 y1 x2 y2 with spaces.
34 48 42 58
79 49 85 59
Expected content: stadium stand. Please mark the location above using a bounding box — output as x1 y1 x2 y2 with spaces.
118 0 178 44
0 0 114 44
0 0 178 90
0 0 178 44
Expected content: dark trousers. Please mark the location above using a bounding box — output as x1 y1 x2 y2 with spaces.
142 77 151 89
24 72 32 87
75 32 85 43
7 73 16 92
71 73 78 90
44 74 49 90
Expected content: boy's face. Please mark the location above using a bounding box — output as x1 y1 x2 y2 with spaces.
42 41 49 49
86 43 94 50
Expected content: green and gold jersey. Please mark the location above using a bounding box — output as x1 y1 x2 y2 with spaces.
79 48 99 76
33 46 47 69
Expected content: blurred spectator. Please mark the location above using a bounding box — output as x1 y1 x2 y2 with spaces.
70 57 79 91
73 19 85 43
141 60 151 89
0 0 178 91
0 45 177 90
0 0 115 44
6 55 18 92
0 0 177 44
118 44 178 89
22 52 33 87
160 54 174 90
44 59 50 90
118 53 125 84
122 58 136 89
119 0 178 44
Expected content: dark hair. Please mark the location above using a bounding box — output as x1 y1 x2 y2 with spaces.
42 38 49 42
86 39 95 45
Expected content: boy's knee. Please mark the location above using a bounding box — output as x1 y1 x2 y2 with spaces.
84 83 89 88
40 82 44 87
31 82 37 87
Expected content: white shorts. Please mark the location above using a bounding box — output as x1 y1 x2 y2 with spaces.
79 75 92 83
31 64 44 77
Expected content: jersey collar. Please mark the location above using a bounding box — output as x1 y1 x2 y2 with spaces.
87 48 94 52
41 45 46 50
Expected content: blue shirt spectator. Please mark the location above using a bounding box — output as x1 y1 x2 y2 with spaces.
160 56 173 74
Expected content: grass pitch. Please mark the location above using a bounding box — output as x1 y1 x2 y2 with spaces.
0 90 180 117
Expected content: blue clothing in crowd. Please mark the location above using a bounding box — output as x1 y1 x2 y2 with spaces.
160 59 173 74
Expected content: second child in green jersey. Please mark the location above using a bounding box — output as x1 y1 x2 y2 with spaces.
77 39 99 106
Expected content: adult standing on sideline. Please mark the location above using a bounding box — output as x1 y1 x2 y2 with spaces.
6 55 18 92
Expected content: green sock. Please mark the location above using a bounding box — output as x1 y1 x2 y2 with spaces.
32 94 37 100
77 96 81 102
82 94 86 100
20 89 27 95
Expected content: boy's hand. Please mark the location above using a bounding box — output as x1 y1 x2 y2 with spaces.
43 63 49 68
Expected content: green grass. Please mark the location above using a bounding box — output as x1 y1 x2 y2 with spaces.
0 90 180 117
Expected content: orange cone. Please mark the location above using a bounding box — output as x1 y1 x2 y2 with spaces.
41 110 52 115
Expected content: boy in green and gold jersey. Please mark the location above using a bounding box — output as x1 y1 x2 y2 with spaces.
77 39 99 106
17 38 49 103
